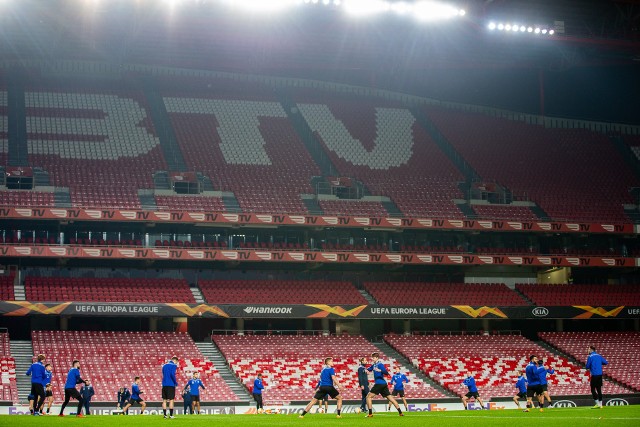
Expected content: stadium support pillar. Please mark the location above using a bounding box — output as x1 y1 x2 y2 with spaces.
321 319 330 336
60 316 68 331
237 318 245 335
482 319 489 333
556 319 564 332
634 318 639 332
403 320 411 335
149 317 158 332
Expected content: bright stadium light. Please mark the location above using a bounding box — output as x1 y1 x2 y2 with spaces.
548 29 555 35
534 27 541 34
343 0 389 16
497 23 504 30
519 25 525 32
541 28 548 34
527 27 533 32
323 0 330 4
487 22 496 30
222 0 299 12
504 24 511 31
413 1 461 21
391 1 412 15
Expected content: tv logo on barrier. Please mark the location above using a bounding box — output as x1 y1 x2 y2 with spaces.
606 399 629 406
532 307 549 317
553 400 577 408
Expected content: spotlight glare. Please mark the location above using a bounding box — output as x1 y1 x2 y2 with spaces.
527 27 533 32
541 28 547 34
519 25 525 32
505 24 511 31
548 29 554 35
459 9 465 16
497 23 504 30
344 0 389 15
534 27 541 34
312 0 318 3
391 1 412 14
323 0 330 4
488 22 496 30
413 2 461 21
224 0 300 12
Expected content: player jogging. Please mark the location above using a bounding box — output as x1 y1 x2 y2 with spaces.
388 367 409 412
461 371 486 410
299 357 343 418
253 373 265 413
59 360 85 417
524 355 544 412
585 345 608 409
364 352 403 418
121 376 147 414
187 372 206 414
513 369 528 410
538 359 555 407
161 356 179 419
26 354 46 416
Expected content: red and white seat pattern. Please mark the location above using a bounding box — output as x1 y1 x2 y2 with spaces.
25 276 195 303
0 332 18 403
516 283 640 306
365 282 529 306
294 91 465 218
384 334 632 399
213 334 446 403
199 280 367 305
425 107 636 223
318 200 388 217
32 331 238 402
25 87 167 208
162 79 320 214
539 332 640 392
0 191 55 207
472 204 538 221
154 195 226 212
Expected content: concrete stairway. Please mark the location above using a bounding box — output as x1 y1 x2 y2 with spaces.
10 340 34 402
195 341 253 403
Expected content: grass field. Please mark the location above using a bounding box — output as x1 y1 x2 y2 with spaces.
3 407 640 427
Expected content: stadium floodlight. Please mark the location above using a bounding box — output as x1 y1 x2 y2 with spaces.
548 29 554 35
222 0 299 12
459 9 465 16
322 0 330 4
527 27 533 32
333 0 341 5
534 27 541 34
343 0 390 16
519 25 525 32
487 22 496 30
413 1 461 21
497 23 504 30
541 28 547 34
391 1 412 15
504 24 511 31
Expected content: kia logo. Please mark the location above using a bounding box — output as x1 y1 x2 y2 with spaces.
606 399 629 406
532 307 549 317
553 400 577 408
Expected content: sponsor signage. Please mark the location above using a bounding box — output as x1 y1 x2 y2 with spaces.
1 302 639 319
0 207 633 235
532 307 550 317
0 244 635 268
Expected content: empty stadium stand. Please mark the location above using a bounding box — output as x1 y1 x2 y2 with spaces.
0 274 15 301
0 332 17 403
471 204 538 221
199 280 367 305
31 331 238 402
384 333 631 399
539 332 640 392
294 91 466 218
25 84 167 209
0 191 55 207
365 282 529 306
213 334 446 402
516 283 640 306
425 107 637 223
25 277 195 303
160 78 320 214
318 200 388 217
154 195 226 212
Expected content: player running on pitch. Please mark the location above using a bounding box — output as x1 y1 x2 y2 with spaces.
388 367 409 412
461 371 486 410
365 353 403 418
513 369 528 410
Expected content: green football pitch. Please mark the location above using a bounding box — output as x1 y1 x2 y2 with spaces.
3 407 640 427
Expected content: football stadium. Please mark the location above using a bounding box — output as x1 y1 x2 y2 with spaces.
0 0 639 425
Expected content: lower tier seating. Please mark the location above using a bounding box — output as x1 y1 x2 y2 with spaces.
200 280 367 305
25 277 195 303
155 195 226 212
539 332 640 392
0 357 17 403
365 282 529 306
31 331 238 402
213 334 446 403
384 334 632 399
516 283 640 306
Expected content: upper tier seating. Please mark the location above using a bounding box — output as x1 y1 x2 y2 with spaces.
318 200 388 217
516 283 640 306
199 280 367 305
0 191 55 207
425 107 637 223
294 90 465 218
32 331 238 402
155 195 226 212
471 204 538 221
25 276 195 303
384 334 631 399
161 78 320 214
365 282 529 306
213 334 446 402
25 85 167 208
539 332 640 392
